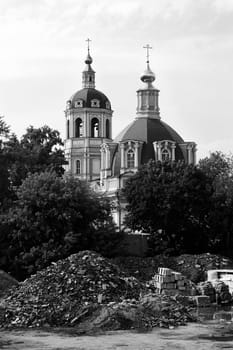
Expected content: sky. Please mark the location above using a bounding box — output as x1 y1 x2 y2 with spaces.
0 0 233 160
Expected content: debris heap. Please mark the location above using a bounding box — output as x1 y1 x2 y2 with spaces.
0 251 143 328
0 251 196 331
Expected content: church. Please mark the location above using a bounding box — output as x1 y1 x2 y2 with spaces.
64 42 197 228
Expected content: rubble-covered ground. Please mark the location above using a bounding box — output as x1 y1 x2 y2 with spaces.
1 251 233 334
0 251 195 332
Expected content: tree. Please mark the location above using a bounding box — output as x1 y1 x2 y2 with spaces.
0 116 11 208
199 152 233 255
123 160 213 255
1 171 119 280
3 125 66 187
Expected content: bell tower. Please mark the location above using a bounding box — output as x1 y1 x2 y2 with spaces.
64 39 113 181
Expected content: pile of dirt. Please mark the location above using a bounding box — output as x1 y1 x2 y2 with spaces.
112 253 233 283
72 294 196 334
0 251 144 328
0 270 18 297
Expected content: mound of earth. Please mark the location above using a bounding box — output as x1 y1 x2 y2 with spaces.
75 293 196 334
0 251 144 328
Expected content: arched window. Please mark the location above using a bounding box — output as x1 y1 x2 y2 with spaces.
161 149 170 161
127 149 135 168
106 119 110 138
76 160 81 174
75 118 83 137
91 118 99 137
66 119 69 139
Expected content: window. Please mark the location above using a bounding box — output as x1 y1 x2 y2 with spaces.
66 119 69 139
127 149 135 168
106 119 110 138
74 100 83 108
91 99 100 108
161 149 170 161
91 118 99 137
66 100 71 109
76 160 81 174
106 101 110 109
75 118 83 137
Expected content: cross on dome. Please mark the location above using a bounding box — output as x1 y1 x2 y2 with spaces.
85 38 93 65
143 44 152 64
86 38 91 53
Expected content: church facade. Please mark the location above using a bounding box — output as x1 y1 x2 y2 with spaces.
64 44 197 228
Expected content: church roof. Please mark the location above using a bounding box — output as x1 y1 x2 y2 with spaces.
114 118 184 164
70 88 111 109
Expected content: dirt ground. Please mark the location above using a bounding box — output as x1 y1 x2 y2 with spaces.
1 322 233 350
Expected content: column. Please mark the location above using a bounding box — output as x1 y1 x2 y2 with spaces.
193 145 197 165
157 143 162 161
187 146 192 164
120 143 125 169
135 142 139 168
171 143 176 161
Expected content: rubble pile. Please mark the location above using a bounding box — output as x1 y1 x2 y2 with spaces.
150 267 196 296
0 251 144 328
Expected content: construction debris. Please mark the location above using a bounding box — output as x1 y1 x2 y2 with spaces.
0 251 196 331
0 251 143 328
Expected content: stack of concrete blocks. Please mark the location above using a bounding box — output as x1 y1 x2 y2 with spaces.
153 267 195 296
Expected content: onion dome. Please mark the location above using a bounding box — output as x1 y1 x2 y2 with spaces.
140 63 156 86
85 51 93 65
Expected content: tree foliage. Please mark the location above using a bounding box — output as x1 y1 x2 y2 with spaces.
3 125 66 187
123 160 213 255
0 117 11 207
199 152 233 255
1 171 120 280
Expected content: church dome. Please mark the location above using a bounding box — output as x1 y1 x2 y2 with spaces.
70 88 111 110
114 118 184 164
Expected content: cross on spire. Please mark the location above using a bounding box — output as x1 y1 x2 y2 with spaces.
86 38 91 53
143 44 152 63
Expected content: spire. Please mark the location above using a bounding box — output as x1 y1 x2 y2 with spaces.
136 44 160 119
82 38 95 88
